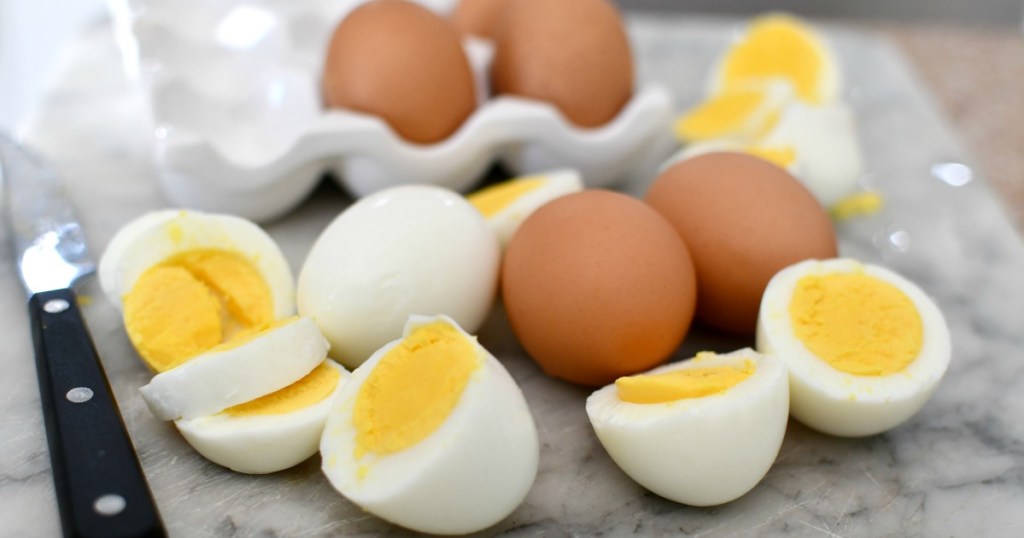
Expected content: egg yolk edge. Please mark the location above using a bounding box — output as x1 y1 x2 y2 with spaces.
123 249 274 372
616 360 756 404
467 176 547 218
224 361 341 417
353 320 481 459
788 271 923 376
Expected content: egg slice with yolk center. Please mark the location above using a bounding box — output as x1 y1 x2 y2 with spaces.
757 258 951 437
175 360 347 474
587 348 788 506
321 314 538 535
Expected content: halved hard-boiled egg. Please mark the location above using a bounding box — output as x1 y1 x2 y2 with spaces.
466 169 583 248
757 258 951 437
176 359 347 474
140 316 329 421
709 13 841 105
321 315 538 535
674 80 793 144
586 349 788 506
298 185 500 369
98 209 295 372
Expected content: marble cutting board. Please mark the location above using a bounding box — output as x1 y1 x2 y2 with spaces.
2 15 1023 537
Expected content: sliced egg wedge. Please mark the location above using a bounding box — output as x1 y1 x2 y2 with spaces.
99 209 295 372
321 314 538 535
140 316 329 421
709 13 840 105
674 80 793 144
176 360 347 474
757 258 951 437
586 348 788 506
466 169 583 248
758 101 864 208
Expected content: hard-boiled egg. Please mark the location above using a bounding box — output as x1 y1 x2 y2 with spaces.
140 316 329 421
466 169 583 248
757 258 951 437
176 360 347 474
586 348 788 506
320 314 538 535
297 185 500 369
99 209 295 372
758 101 864 208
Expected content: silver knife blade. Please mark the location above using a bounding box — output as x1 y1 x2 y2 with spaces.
0 134 95 295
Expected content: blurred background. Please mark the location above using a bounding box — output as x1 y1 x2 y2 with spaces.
2 0 1023 227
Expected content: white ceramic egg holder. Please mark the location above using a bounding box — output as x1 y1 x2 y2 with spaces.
109 0 676 222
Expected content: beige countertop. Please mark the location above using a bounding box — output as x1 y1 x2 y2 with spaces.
877 22 1024 233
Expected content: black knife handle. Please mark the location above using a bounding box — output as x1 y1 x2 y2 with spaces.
29 288 165 538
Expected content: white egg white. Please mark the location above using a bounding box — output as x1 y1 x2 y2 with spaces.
757 258 951 437
586 348 789 507
480 168 583 248
320 315 538 535
98 209 294 318
297 185 500 368
175 360 348 474
140 317 329 421
758 101 864 208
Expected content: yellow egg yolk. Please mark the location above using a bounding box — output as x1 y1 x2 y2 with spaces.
467 176 546 218
123 249 273 372
353 321 480 458
224 361 341 417
789 272 923 375
745 145 797 169
720 15 828 104
616 360 756 404
829 191 885 220
675 88 776 142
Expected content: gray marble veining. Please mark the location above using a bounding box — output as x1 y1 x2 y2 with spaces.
2 15 1023 537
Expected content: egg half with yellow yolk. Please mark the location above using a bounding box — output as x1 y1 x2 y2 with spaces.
175 360 347 474
140 316 329 421
98 209 295 372
757 258 951 437
466 169 583 248
586 349 788 506
320 315 538 535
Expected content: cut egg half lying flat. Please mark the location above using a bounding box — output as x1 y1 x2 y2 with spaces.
176 360 347 474
586 349 788 506
466 168 583 248
757 258 951 437
321 315 538 535
98 209 295 372
140 316 330 421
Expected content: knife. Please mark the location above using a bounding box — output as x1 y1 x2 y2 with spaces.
0 134 166 538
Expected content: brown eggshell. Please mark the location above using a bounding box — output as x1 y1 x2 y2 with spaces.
490 0 634 128
645 152 838 335
452 0 511 39
322 0 476 144
502 190 697 387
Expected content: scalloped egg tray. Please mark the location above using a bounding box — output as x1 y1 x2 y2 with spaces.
111 0 676 222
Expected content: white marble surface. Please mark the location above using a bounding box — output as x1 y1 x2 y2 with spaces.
3 15 1024 537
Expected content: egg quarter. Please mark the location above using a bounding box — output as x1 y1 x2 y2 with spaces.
320 314 539 535
586 349 789 506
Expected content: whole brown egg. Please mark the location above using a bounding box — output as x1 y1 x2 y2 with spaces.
322 0 477 144
645 152 838 335
490 0 634 128
502 190 697 387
